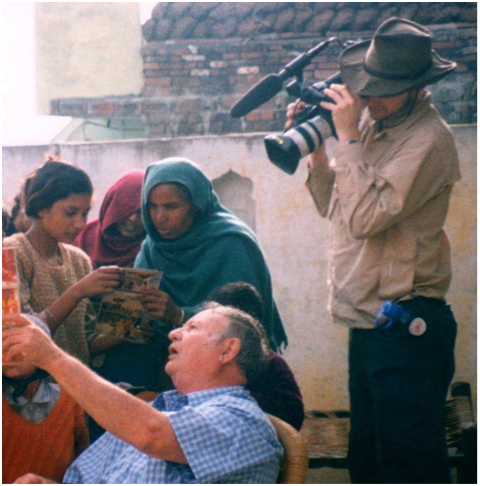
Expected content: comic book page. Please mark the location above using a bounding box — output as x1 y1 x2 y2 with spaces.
2 247 21 318
95 268 162 343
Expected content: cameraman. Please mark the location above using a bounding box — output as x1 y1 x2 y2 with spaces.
289 18 461 484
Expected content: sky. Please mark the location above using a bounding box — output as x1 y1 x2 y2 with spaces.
1 2 157 146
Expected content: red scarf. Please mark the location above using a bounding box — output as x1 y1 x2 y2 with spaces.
75 169 145 268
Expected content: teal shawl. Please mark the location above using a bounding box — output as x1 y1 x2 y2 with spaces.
135 158 287 351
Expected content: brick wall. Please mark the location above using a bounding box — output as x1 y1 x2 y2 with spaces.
141 2 477 42
51 13 477 138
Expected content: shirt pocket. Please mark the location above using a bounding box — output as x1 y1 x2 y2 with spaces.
379 224 418 300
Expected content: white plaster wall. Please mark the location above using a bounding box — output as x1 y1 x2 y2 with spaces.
35 3 144 114
2 126 476 411
444 127 477 407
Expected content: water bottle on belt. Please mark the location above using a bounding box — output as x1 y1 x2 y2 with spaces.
375 300 427 336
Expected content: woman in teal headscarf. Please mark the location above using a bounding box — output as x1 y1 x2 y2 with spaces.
136 157 287 351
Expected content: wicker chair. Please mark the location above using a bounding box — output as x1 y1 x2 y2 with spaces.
268 414 309 484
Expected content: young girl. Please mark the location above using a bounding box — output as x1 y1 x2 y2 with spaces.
3 158 122 364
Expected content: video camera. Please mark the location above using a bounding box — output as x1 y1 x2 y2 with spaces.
230 38 361 175
264 72 341 174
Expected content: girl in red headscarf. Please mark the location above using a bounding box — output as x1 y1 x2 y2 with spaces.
75 170 146 268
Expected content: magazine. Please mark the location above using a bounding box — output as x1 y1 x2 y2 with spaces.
95 268 163 343
2 247 21 319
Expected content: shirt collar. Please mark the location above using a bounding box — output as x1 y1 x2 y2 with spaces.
371 91 433 139
154 386 247 411
3 379 60 407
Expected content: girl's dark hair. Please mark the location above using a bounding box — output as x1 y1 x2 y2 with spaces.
9 194 21 221
24 157 93 218
2 207 9 234
207 282 264 322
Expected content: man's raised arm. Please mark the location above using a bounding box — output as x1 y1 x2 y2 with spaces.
2 315 187 464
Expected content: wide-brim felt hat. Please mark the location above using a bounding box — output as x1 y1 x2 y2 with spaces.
340 17 456 97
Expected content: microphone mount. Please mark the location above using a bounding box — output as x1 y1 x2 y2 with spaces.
230 37 340 118
277 37 339 82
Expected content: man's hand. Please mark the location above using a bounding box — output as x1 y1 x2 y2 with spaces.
285 99 329 169
2 315 62 370
2 313 31 363
285 100 307 131
321 84 365 144
13 473 58 484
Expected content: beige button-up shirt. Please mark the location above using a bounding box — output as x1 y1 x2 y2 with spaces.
307 93 461 328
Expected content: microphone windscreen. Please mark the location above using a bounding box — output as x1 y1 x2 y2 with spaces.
230 74 284 118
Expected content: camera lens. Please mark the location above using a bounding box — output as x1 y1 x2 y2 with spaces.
264 116 333 174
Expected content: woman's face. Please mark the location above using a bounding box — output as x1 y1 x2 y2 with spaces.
37 193 91 244
147 184 197 240
114 209 144 239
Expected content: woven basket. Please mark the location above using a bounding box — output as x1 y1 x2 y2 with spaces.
301 411 350 459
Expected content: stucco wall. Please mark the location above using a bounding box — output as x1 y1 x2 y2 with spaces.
35 3 144 115
2 125 476 411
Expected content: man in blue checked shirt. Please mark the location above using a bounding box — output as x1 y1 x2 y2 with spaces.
3 304 283 484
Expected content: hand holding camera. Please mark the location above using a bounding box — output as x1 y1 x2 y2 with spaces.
320 84 364 144
285 100 307 131
231 37 364 174
264 72 341 174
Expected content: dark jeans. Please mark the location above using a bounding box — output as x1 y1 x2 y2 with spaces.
348 298 457 484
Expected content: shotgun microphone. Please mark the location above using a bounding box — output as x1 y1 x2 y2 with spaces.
230 74 284 118
230 37 338 119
